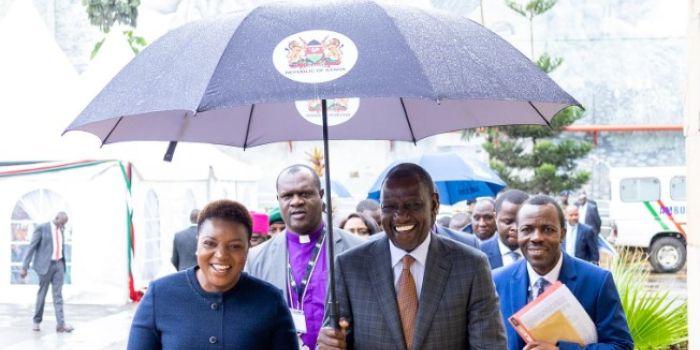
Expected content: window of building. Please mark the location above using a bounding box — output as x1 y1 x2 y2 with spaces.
620 177 661 202
142 190 161 282
669 176 686 201
10 189 71 284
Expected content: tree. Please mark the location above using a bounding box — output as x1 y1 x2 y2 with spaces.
469 0 592 195
82 0 146 58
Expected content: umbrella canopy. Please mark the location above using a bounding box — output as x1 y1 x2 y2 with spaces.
65 1 580 147
64 0 581 328
367 153 506 204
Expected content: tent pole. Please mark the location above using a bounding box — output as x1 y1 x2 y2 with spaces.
321 99 339 328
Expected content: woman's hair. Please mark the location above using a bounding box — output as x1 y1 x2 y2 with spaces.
197 199 253 239
339 212 379 235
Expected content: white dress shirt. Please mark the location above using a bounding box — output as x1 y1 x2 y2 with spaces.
497 237 522 267
579 203 588 224
526 252 563 301
389 232 431 297
565 223 578 256
51 221 63 261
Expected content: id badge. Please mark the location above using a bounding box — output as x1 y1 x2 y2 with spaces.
290 309 307 333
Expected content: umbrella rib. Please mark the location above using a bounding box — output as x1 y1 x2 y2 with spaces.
399 98 417 145
243 104 255 150
101 116 123 147
528 101 552 128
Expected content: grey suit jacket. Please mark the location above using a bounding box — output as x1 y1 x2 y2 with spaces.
22 222 66 276
171 225 198 271
331 233 506 350
245 226 363 301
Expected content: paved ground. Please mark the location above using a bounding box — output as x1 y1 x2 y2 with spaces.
0 303 136 349
0 269 687 349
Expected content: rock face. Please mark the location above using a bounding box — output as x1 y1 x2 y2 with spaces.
8 0 686 199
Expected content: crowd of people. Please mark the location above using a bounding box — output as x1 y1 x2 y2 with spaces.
19 162 628 350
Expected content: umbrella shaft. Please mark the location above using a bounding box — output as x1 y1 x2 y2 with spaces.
322 99 340 328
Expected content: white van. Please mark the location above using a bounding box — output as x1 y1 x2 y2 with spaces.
608 167 687 272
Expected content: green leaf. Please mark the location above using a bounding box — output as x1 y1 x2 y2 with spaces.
90 37 106 59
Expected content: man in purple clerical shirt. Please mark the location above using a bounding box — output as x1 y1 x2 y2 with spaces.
245 165 363 349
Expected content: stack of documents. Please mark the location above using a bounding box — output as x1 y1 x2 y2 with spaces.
509 281 598 345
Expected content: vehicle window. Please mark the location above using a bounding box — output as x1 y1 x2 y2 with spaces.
670 176 686 201
620 177 660 202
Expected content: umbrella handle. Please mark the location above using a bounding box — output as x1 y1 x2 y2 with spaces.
322 99 340 329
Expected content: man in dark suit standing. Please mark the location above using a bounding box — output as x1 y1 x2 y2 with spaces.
493 196 633 350
318 163 506 350
564 206 599 264
480 189 529 269
171 209 200 271
576 191 601 235
20 212 73 333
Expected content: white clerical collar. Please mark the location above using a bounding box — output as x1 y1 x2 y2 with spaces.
389 232 431 269
526 252 563 287
497 236 522 258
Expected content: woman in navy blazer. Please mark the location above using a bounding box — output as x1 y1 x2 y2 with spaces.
128 200 298 349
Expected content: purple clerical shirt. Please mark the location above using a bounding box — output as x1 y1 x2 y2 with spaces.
286 224 327 349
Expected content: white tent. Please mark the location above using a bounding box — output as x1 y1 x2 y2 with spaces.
0 1 261 304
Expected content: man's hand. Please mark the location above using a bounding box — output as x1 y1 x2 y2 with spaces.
317 318 350 350
19 268 27 279
523 341 558 350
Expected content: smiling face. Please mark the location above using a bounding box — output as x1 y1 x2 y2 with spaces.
496 200 521 250
277 170 324 235
517 203 566 276
196 218 249 293
472 200 496 240
380 174 438 252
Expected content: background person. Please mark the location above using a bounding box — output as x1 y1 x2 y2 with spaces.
250 211 271 247
171 209 200 271
128 200 297 349
355 198 381 227
576 190 602 235
564 206 599 264
267 207 286 235
448 212 470 232
480 189 529 269
339 212 378 239
20 212 73 333
471 198 497 240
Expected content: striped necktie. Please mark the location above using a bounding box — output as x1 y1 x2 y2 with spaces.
397 255 418 350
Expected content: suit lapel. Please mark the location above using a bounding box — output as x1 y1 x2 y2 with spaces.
368 237 406 350
508 260 529 350
269 233 288 296
558 254 578 293
412 235 451 350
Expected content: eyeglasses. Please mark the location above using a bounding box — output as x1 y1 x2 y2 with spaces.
381 201 425 214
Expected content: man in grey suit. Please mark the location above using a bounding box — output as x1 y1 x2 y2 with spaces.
245 165 362 350
318 163 506 350
171 209 200 271
20 212 73 333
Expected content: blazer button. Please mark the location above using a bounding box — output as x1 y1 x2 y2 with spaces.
209 336 217 344
211 303 219 310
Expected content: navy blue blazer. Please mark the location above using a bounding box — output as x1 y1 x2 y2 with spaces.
434 225 480 249
479 236 503 269
128 268 298 350
492 254 633 350
568 223 600 264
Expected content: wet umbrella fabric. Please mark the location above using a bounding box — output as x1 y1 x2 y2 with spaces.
64 0 581 327
367 153 506 204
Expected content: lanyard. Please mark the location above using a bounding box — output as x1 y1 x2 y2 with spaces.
287 232 326 310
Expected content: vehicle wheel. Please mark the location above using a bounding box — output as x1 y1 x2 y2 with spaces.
649 237 686 273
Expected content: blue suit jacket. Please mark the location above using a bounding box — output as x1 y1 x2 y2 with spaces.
434 225 480 249
479 236 503 269
569 223 600 264
492 254 633 350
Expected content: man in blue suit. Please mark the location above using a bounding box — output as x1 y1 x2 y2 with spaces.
480 190 529 269
564 206 599 265
493 195 633 350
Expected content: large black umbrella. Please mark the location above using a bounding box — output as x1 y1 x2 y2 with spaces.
65 0 580 326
